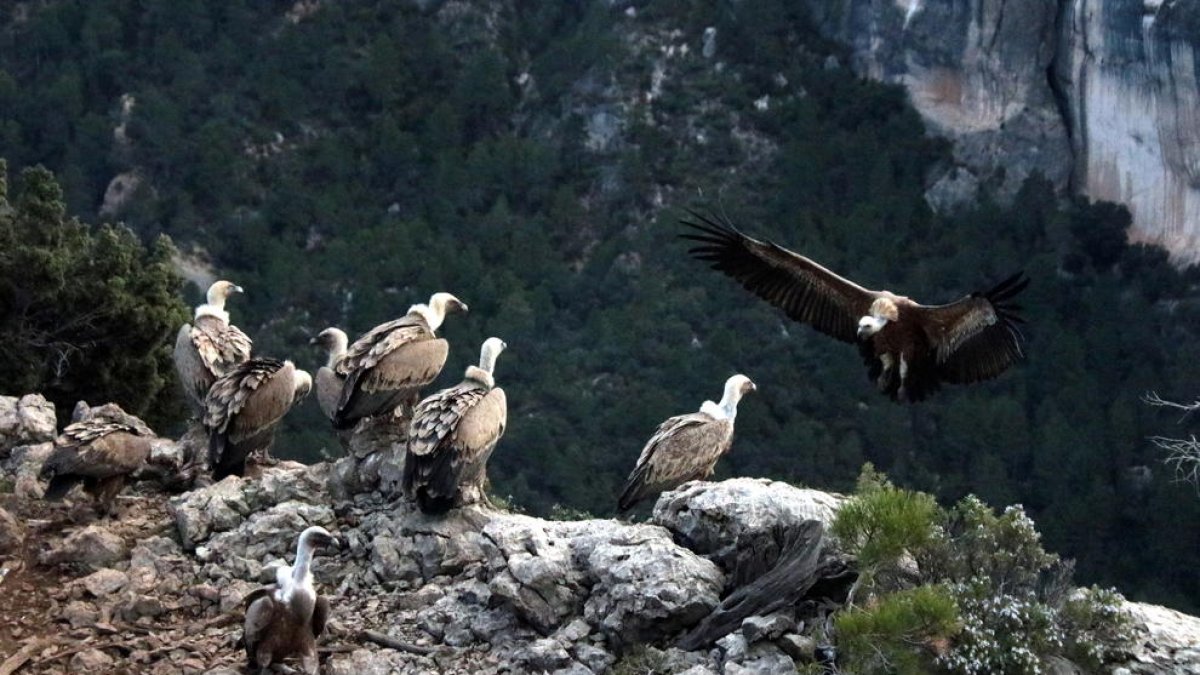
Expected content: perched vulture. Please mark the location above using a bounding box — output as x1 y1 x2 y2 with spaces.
174 280 253 414
204 358 312 479
40 408 157 515
332 292 468 430
404 337 508 514
310 327 348 421
682 212 1028 402
618 374 756 512
243 526 340 674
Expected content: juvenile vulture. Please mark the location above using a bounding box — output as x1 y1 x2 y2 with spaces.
682 212 1028 402
243 526 339 674
174 280 253 414
404 337 508 513
332 292 468 430
310 327 348 421
40 408 157 515
204 358 312 479
618 374 756 512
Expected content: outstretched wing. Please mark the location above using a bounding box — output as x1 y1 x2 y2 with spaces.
916 272 1029 384
618 413 732 512
681 211 879 343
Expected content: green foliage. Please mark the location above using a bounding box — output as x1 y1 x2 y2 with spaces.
835 585 961 675
832 463 940 575
609 645 670 675
0 161 189 427
833 469 1136 673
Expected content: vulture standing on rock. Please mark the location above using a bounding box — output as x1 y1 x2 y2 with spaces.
404 337 508 513
311 327 348 421
40 408 157 515
204 358 311 479
682 212 1028 402
174 280 253 414
618 374 756 512
332 292 468 430
243 525 339 675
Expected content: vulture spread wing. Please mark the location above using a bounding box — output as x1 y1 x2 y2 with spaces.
916 272 1029 384
618 413 734 512
681 211 878 343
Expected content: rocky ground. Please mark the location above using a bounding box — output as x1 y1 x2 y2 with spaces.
2 393 1199 674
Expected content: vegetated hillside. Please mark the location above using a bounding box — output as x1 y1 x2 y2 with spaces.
3 0 1200 611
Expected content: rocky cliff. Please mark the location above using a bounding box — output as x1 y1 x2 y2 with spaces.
1 396 1198 674
807 0 1200 263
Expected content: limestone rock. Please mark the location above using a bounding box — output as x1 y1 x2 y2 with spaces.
2 441 54 498
0 506 26 553
1119 601 1200 673
69 648 115 671
79 568 129 597
39 525 127 570
0 394 56 456
741 612 793 644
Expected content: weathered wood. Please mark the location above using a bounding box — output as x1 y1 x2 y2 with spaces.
677 520 857 650
360 629 438 656
0 639 56 675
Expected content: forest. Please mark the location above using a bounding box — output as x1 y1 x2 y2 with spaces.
2 0 1199 612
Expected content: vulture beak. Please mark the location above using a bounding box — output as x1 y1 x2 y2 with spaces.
746 381 757 393
454 300 469 314
232 285 245 294
308 335 320 346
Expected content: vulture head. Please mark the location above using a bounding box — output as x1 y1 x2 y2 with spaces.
466 337 507 388
297 525 341 553
412 292 469 331
857 297 899 340
206 280 245 308
293 369 314 402
704 374 756 420
310 328 349 366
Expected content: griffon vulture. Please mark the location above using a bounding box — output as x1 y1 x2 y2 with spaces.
310 327 348 421
40 408 157 515
682 212 1028 402
243 526 340 675
174 280 253 414
332 292 468 430
204 358 312 479
618 374 756 512
404 337 508 513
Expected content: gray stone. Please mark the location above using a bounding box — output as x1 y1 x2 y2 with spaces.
741 612 793 643
724 643 795 674
39 525 127 570
0 506 26 553
0 394 56 456
69 648 115 671
61 600 100 628
79 568 129 597
776 634 815 662
4 441 53 498
717 633 748 662
1118 601 1200 673
571 643 615 673
515 637 572 672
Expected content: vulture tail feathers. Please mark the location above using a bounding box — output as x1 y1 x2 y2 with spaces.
44 474 82 501
617 466 650 513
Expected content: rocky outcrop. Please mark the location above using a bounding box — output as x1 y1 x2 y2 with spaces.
0 394 56 457
804 0 1200 263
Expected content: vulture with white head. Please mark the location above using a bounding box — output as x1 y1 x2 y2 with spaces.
174 280 253 413
682 212 1028 402
204 358 311 479
404 337 508 513
332 292 468 430
310 327 348 421
40 407 157 515
618 374 756 512
243 525 340 674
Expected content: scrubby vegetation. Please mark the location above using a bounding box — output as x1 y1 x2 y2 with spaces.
833 467 1135 674
0 161 188 427
1 0 1199 609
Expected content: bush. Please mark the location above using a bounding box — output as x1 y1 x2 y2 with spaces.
835 585 961 674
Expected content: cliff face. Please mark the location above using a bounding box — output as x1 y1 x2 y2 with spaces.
809 0 1200 263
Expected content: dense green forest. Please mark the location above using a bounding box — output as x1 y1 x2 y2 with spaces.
3 0 1200 611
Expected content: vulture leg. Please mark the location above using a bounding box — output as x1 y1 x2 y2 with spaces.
301 648 319 675
897 355 910 401
94 476 126 517
876 354 895 390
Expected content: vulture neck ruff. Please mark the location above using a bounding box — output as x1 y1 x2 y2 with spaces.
408 303 443 332
194 304 230 324
701 376 750 420
324 330 348 368
465 366 494 389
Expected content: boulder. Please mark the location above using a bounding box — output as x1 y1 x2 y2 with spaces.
0 506 26 553
1119 601 1200 673
0 394 56 456
39 525 127 570
79 568 129 597
3 441 53 498
69 648 115 671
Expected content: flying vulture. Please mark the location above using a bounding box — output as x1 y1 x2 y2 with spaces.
618 374 756 512
404 337 508 514
332 292 468 430
243 525 340 674
204 358 312 479
174 280 253 414
682 212 1028 402
310 327 348 421
40 407 157 515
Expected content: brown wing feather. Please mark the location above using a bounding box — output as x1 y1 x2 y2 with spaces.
311 594 330 638
406 383 489 457
360 338 448 393
225 363 299 444
916 273 1029 384
244 593 279 662
315 366 344 421
681 211 878 343
204 359 292 437
335 316 431 376
618 414 733 511
42 429 152 481
174 323 215 410
191 315 253 376
451 387 507 467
